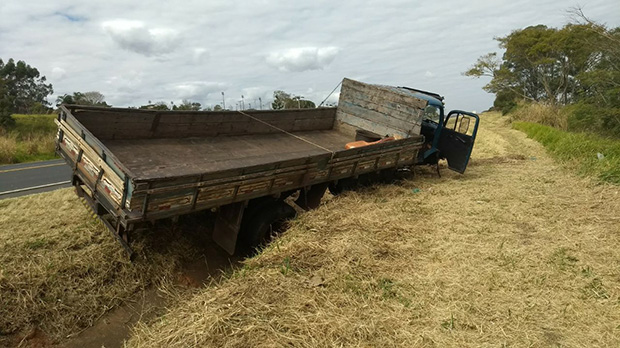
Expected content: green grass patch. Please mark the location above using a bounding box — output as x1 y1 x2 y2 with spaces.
13 114 57 134
0 114 58 164
513 121 620 184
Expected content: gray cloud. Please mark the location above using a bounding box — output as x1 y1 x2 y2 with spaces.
192 48 209 64
171 81 227 100
0 0 617 112
102 19 180 56
51 67 67 80
266 47 340 72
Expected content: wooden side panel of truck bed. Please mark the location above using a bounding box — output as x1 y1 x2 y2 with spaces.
336 78 427 138
126 137 422 222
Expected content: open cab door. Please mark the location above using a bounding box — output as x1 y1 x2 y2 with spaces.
437 110 479 173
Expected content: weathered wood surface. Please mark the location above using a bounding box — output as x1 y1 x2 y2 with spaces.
58 78 429 223
336 78 427 138
125 136 424 218
105 129 353 180
71 107 336 140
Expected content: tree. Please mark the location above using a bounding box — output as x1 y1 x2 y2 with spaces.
272 90 288 109
465 23 608 109
55 94 76 105
139 101 170 110
465 17 620 134
0 58 53 130
173 99 201 111
0 77 13 129
569 8 620 115
81 91 107 105
272 90 315 109
56 91 109 106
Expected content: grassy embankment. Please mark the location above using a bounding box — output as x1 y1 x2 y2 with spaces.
509 103 620 184
1 112 619 347
0 189 212 346
0 114 58 164
125 112 620 347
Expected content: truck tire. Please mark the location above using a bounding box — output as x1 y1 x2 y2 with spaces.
329 169 398 196
328 177 359 195
240 201 296 252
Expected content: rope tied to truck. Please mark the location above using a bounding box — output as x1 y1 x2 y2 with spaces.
236 110 336 160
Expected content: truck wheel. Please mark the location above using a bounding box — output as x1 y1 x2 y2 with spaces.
379 168 397 183
241 201 296 252
328 177 359 195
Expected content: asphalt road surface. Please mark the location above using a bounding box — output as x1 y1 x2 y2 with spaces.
0 159 72 199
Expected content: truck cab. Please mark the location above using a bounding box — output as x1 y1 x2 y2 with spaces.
400 87 480 173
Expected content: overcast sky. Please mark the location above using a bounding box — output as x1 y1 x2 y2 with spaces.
1 0 618 112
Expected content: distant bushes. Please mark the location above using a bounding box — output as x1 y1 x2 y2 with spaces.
509 102 568 130
0 114 57 164
513 121 620 184
509 102 620 138
564 103 620 137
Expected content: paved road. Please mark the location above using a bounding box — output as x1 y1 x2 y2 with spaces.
0 159 72 199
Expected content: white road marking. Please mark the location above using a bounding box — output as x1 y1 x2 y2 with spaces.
0 181 71 196
0 162 65 173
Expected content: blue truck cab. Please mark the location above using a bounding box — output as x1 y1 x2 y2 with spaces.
400 87 480 173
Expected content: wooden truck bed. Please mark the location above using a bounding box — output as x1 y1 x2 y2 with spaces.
55 78 430 254
105 129 354 180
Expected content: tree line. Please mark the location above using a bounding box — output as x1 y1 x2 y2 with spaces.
465 9 619 136
0 58 52 128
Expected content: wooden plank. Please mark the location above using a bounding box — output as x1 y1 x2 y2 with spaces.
339 87 426 122
340 78 428 109
336 78 426 139
335 112 421 139
72 108 337 140
337 102 421 136
340 82 427 109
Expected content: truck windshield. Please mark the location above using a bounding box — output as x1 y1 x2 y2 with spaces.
423 105 441 123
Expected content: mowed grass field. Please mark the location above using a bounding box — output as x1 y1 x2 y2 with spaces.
0 114 58 164
1 112 619 347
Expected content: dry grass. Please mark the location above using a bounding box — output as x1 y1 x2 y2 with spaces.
0 114 57 164
126 112 620 347
509 102 568 130
0 189 208 346
0 134 18 163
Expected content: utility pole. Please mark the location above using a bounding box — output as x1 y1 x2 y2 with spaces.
221 92 225 110
241 95 245 110
259 97 262 110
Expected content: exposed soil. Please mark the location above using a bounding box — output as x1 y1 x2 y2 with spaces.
63 228 241 348
63 254 239 347
4 213 241 348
